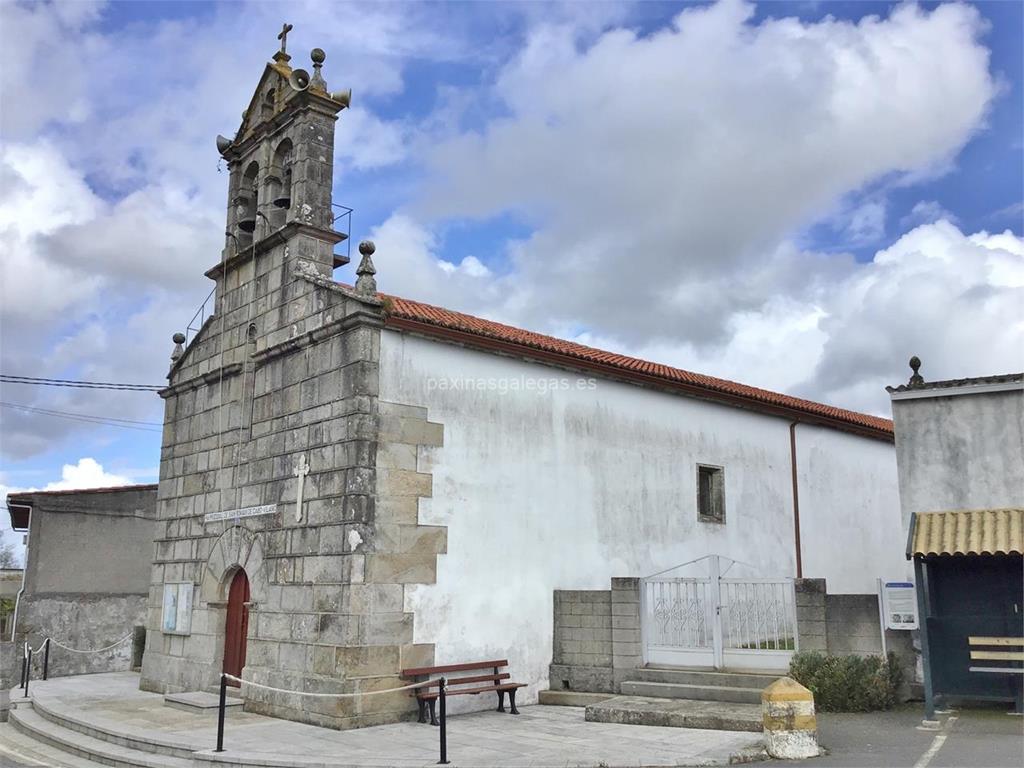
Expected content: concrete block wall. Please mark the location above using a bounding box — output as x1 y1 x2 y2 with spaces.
549 590 612 692
611 577 642 689
826 595 886 655
548 577 642 694
794 578 827 652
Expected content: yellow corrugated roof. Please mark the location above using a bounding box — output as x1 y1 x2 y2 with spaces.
911 509 1024 557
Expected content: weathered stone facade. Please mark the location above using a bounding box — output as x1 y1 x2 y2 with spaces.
139 45 446 729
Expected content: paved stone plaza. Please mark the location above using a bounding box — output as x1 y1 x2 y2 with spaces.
5 673 765 767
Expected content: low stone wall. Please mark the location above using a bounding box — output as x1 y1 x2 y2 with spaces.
15 593 147 678
549 577 641 694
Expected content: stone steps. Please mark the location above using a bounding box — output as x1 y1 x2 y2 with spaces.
585 695 763 733
537 690 616 707
9 704 193 768
32 694 197 759
0 721 108 767
632 667 780 689
619 680 763 704
163 691 244 716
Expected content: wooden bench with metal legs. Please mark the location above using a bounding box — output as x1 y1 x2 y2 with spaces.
401 659 526 725
968 636 1024 713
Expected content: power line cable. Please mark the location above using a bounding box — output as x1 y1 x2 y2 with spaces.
0 375 162 392
0 402 163 432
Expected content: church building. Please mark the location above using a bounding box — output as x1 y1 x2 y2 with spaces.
141 30 905 729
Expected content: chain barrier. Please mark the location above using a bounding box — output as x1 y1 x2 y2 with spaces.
220 673 440 697
20 631 135 693
46 632 134 654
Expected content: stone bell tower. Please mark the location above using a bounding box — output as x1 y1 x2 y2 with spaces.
212 26 352 287
141 27 439 731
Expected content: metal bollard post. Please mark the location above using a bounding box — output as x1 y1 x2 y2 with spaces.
215 673 227 752
437 677 449 765
25 647 32 697
43 638 50 681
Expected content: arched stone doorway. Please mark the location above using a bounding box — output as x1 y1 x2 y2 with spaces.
223 568 250 685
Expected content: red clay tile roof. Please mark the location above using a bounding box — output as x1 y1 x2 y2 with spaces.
382 293 894 440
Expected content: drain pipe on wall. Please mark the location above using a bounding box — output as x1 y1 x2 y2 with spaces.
789 422 803 579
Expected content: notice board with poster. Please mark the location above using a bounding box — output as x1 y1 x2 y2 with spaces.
878 580 919 630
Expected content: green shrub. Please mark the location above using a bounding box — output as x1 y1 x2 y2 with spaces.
788 651 903 712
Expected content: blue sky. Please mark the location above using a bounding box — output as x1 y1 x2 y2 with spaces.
1 0 1022 562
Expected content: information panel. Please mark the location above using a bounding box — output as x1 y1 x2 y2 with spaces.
879 581 918 630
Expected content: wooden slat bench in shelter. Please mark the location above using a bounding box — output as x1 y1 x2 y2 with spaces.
968 636 1024 712
401 659 526 725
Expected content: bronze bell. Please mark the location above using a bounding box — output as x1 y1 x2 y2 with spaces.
273 169 292 209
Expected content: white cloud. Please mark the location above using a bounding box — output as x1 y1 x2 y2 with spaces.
901 200 960 229
842 200 888 245
0 458 134 566
409 0 995 350
805 222 1023 410
43 458 130 491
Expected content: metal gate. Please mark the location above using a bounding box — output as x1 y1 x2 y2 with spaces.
641 555 797 671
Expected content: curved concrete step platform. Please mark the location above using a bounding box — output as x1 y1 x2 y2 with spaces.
620 680 764 704
9 705 192 768
9 672 765 768
0 722 108 768
32 695 197 759
585 695 763 733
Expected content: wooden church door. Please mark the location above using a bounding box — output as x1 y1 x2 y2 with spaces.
223 569 250 686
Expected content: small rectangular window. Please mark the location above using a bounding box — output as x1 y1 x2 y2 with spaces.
697 465 725 523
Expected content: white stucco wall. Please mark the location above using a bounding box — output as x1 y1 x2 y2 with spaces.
795 424 905 587
379 330 901 699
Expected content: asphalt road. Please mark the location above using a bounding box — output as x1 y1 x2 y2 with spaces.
767 704 1024 768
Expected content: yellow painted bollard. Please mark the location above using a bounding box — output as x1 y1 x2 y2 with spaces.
762 677 819 759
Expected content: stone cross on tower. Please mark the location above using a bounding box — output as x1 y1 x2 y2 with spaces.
278 23 293 54
293 454 309 522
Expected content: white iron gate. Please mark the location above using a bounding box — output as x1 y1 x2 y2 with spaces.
641 555 797 671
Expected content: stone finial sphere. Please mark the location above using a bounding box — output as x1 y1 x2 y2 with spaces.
311 48 326 64
173 332 186 344
909 355 921 372
359 240 376 256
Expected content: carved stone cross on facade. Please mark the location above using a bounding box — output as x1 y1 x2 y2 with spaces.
293 454 309 522
278 23 293 55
